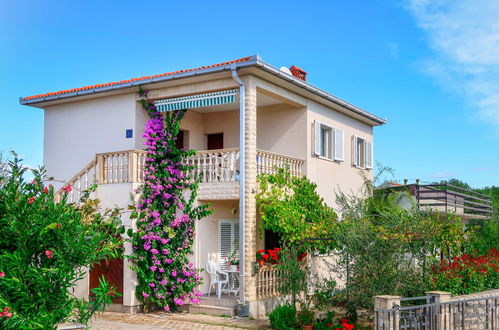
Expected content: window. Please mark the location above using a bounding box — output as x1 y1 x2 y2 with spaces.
219 219 239 270
352 136 373 169
207 133 223 150
314 121 344 161
320 126 332 158
176 130 185 149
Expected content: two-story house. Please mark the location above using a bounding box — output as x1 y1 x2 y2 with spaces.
20 55 386 317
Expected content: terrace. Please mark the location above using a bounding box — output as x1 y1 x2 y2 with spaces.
389 183 493 220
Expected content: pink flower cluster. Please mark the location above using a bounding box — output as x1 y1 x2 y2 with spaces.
0 307 12 319
133 94 205 312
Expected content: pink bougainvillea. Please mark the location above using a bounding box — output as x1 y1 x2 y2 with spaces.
129 87 212 312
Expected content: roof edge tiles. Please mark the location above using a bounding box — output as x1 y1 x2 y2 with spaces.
19 55 386 125
20 56 255 103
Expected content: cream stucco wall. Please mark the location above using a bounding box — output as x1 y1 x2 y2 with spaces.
306 99 374 207
44 93 138 184
257 104 307 160
179 110 205 150
203 110 239 148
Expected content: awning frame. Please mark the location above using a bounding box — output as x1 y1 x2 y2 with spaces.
154 89 238 112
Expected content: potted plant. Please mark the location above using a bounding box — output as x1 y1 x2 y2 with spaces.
227 252 239 271
298 310 314 330
298 301 315 330
267 247 281 264
256 249 268 267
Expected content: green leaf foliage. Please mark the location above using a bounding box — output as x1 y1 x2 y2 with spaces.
256 167 338 251
0 153 122 329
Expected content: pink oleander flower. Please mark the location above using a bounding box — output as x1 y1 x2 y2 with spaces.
171 270 177 277
150 266 157 272
0 307 12 319
191 298 199 304
164 305 170 312
42 186 49 194
0 272 5 278
149 283 155 287
28 197 35 204
45 250 53 259
62 185 72 193
142 292 150 298
150 249 159 255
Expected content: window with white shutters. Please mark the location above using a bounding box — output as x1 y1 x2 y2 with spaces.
219 219 239 269
352 136 373 169
314 121 344 162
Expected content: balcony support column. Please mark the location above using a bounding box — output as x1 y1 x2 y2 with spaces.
233 70 258 313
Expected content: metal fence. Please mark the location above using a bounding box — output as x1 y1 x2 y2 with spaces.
375 295 499 330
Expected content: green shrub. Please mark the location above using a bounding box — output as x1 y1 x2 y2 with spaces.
269 304 297 330
297 310 314 326
0 154 122 329
467 218 499 255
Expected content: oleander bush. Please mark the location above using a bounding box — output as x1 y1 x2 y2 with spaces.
0 154 122 329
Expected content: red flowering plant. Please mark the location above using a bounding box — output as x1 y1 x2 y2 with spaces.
256 248 281 266
0 153 123 329
430 248 499 295
314 313 356 329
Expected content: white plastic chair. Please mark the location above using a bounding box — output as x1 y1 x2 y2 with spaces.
206 261 229 298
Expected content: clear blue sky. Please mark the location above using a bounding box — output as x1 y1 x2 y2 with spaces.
1 0 498 188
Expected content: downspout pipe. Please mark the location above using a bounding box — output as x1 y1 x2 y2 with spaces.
231 67 246 306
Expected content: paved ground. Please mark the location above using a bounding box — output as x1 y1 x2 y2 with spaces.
91 312 270 330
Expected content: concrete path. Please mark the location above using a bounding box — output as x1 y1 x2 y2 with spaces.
91 312 270 330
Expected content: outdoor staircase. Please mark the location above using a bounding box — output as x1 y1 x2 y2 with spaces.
187 296 239 317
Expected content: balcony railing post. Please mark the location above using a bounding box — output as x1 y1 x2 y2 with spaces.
129 151 138 183
96 154 105 184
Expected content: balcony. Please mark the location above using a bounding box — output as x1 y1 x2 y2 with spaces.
409 184 493 219
58 148 304 202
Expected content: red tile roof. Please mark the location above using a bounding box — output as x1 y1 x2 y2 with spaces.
22 56 253 101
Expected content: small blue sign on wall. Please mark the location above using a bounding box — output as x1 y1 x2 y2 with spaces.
126 129 133 138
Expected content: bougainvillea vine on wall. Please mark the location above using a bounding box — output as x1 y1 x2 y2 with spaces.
129 87 212 312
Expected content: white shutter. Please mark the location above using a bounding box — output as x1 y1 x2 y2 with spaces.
365 141 373 169
219 221 232 269
352 136 359 166
314 121 321 156
333 129 344 161
234 222 240 260
219 219 240 269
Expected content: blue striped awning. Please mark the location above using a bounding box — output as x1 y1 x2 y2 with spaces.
155 89 238 112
